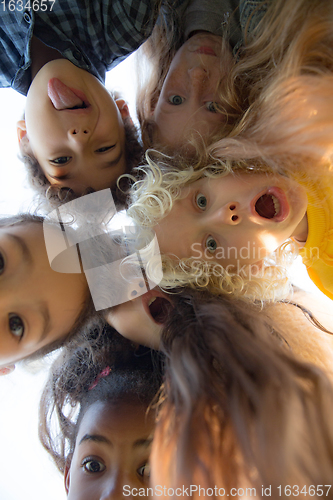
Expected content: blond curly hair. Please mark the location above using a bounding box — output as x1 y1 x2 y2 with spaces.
125 154 296 303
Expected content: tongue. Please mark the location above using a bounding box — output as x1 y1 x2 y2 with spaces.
255 194 276 219
48 78 84 110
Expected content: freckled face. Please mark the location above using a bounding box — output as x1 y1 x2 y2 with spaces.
23 60 128 194
153 173 308 268
0 222 88 366
66 401 154 499
153 33 233 148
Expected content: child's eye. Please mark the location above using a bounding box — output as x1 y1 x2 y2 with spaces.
205 102 220 113
8 314 25 340
50 156 72 165
95 145 115 153
137 463 150 478
196 193 207 210
82 458 106 473
206 236 217 253
0 251 4 275
168 95 185 105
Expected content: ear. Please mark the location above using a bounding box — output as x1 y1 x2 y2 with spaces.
64 455 73 494
0 364 15 376
17 119 27 144
17 120 32 154
115 99 133 124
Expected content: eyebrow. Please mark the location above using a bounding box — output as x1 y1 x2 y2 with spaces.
8 234 33 265
6 236 52 344
48 173 72 181
133 438 153 449
78 434 153 449
79 434 111 446
101 149 123 170
37 301 52 343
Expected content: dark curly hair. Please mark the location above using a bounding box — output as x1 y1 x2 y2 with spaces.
39 323 163 473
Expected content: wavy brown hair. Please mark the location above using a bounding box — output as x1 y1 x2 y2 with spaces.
151 289 333 497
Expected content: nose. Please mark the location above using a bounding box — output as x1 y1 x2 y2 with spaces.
99 472 132 500
188 66 209 88
68 126 91 142
211 202 242 226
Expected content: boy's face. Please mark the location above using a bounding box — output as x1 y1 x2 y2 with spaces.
19 60 129 195
153 172 308 269
0 221 88 367
65 401 154 499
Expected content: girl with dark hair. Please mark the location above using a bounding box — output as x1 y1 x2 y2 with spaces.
0 213 97 374
39 325 162 499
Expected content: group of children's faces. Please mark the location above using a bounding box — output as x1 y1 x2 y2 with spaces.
4 21 315 500
16 32 233 196
0 214 170 372
3 36 313 367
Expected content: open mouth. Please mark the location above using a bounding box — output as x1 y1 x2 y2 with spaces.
255 194 280 219
195 46 217 56
142 291 173 325
147 296 171 324
67 102 89 110
48 78 91 111
253 188 289 222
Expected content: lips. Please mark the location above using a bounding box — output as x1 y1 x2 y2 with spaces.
194 46 217 56
187 34 220 56
252 187 290 222
48 78 91 111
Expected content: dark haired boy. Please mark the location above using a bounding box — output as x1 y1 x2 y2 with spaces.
0 0 184 197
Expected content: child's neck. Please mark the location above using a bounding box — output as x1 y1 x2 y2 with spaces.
30 36 64 80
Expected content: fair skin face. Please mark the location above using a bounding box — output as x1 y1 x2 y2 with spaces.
65 401 154 499
105 289 171 350
0 221 88 370
153 32 233 148
153 172 309 269
17 60 131 195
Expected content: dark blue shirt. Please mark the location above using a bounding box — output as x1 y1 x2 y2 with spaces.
0 0 186 94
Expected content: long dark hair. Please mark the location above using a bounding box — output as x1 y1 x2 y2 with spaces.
152 289 333 496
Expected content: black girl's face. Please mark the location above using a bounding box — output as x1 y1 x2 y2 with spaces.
65 401 154 499
0 222 88 368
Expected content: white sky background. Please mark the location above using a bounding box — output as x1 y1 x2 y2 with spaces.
0 52 332 499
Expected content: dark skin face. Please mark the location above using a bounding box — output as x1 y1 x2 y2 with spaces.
65 401 154 499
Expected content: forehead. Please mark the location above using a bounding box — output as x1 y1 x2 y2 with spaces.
77 400 154 444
